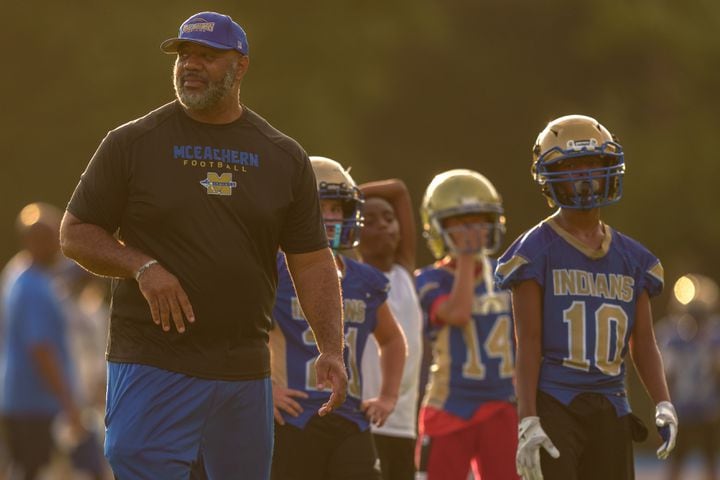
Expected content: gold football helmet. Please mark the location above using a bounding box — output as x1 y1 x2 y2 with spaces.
532 114 625 209
309 156 364 250
420 169 505 259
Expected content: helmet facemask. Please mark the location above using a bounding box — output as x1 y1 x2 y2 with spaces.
535 143 624 209
319 181 364 250
430 206 506 257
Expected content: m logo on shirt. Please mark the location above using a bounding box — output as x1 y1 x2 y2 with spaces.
200 172 237 196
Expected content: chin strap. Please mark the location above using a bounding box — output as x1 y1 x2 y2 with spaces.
480 253 495 295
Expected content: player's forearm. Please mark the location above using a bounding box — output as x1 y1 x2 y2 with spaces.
512 280 544 418
377 333 406 402
515 337 542 418
631 340 671 404
60 214 150 279
359 179 406 201
291 253 344 355
630 290 671 405
436 254 475 326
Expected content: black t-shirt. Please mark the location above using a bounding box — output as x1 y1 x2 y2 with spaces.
67 101 327 380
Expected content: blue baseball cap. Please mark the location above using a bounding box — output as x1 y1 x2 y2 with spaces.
161 12 249 55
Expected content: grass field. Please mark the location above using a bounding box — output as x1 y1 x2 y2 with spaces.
636 452 718 480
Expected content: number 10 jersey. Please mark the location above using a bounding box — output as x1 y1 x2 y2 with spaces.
495 216 664 416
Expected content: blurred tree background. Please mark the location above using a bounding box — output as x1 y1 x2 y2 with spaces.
2 0 718 452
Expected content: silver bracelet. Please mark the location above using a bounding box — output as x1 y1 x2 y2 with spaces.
134 259 159 282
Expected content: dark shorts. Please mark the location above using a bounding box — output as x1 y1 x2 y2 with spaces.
537 390 643 480
272 414 381 480
372 433 415 480
1 414 55 478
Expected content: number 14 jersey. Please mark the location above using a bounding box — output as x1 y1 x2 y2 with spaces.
495 217 664 415
416 258 516 420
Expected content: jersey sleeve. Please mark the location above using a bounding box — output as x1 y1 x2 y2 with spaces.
66 131 129 233
373 271 390 304
620 233 664 298
639 257 664 298
495 232 547 290
355 261 389 306
279 152 328 254
276 250 287 273
369 267 390 304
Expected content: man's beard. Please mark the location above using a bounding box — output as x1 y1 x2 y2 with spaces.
173 63 237 111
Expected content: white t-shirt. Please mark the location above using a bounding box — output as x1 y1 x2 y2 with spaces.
361 264 423 438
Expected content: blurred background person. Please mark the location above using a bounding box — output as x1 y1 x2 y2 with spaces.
0 203 84 479
0 203 106 480
1 241 109 424
657 273 720 480
51 263 109 420
359 179 423 480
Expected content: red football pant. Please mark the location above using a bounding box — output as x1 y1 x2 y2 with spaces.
421 403 519 480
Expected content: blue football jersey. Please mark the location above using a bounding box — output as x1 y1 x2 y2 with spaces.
416 258 516 420
495 217 664 415
271 252 389 430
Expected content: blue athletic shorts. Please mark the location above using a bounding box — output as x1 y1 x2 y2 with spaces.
104 362 273 480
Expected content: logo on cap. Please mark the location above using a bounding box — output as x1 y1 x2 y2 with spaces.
161 12 249 55
182 20 215 33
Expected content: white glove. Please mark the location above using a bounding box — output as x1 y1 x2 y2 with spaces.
516 416 560 480
655 401 678 460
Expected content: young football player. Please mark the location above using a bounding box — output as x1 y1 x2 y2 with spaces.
415 169 518 480
270 157 406 480
495 114 678 480
358 179 423 480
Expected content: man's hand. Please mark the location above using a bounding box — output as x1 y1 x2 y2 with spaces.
272 384 308 425
137 263 195 333
314 351 348 416
655 401 678 460
516 416 560 480
361 396 396 427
